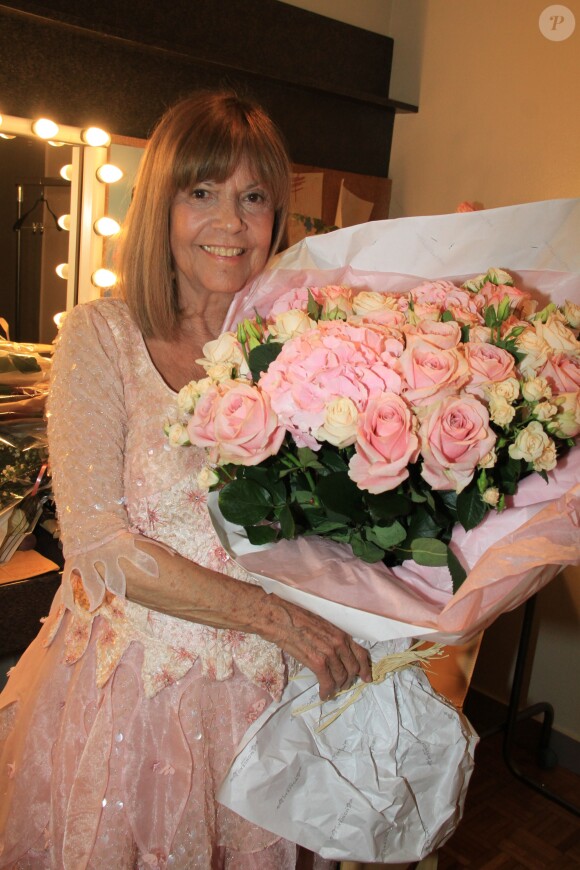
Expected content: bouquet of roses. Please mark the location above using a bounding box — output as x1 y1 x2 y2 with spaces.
168 268 579 594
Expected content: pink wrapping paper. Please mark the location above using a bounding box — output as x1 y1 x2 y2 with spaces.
234 447 579 644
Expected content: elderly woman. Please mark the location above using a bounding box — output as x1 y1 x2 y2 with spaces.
0 92 372 869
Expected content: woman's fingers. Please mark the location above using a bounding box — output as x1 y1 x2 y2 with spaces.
258 594 372 699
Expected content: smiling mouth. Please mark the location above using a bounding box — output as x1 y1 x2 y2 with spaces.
200 245 245 257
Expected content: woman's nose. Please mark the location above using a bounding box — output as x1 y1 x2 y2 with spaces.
214 196 245 231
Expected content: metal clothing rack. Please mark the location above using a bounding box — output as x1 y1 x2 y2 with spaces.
481 593 580 816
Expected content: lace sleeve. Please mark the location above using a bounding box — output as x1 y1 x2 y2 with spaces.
47 302 158 610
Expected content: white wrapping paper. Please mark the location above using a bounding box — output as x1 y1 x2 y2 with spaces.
218 639 477 863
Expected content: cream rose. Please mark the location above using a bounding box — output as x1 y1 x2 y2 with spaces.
534 314 580 354
515 329 551 378
352 291 398 315
316 397 359 448
268 309 316 343
488 395 516 428
485 377 520 404
197 466 220 489
508 421 550 462
533 441 558 472
197 332 248 375
478 448 497 469
164 421 191 447
482 487 500 506
533 401 558 422
563 299 580 330
521 377 552 403
546 392 580 438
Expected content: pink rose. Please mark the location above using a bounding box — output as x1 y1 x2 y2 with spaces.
187 380 285 466
464 342 515 395
419 394 497 493
407 280 459 307
398 345 470 406
269 286 311 315
537 352 580 394
348 393 420 493
404 319 462 350
259 321 402 445
478 281 530 315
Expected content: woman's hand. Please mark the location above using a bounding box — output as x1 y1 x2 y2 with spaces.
255 592 373 700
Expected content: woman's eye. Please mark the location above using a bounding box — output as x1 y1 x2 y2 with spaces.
191 188 210 200
243 191 269 207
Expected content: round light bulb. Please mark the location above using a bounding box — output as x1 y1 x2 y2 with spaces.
91 268 117 289
60 164 74 181
0 133 16 140
93 216 121 237
53 311 68 329
96 163 124 184
47 140 66 148
32 118 59 139
55 263 69 279
57 214 71 231
81 127 111 147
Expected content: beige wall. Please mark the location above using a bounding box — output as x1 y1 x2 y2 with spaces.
388 0 580 216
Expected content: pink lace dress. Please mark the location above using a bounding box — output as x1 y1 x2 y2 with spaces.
0 299 330 870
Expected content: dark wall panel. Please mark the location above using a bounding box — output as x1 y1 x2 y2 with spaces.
0 1 410 176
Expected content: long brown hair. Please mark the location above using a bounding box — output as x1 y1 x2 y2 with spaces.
117 91 291 338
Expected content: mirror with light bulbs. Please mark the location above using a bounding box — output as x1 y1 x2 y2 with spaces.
0 113 127 344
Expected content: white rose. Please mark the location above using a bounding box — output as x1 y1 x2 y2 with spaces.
164 421 191 447
515 329 551 377
316 397 359 447
508 421 550 462
482 487 500 506
268 309 316 342
489 395 516 428
563 299 580 330
197 466 220 489
486 377 520 404
534 314 580 354
533 441 557 472
352 291 398 315
521 377 552 403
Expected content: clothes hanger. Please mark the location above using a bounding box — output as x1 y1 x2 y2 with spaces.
12 192 62 232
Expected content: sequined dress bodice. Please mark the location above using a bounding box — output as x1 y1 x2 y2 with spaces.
46 298 286 699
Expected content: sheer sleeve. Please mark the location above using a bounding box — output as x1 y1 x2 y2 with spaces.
47 302 158 611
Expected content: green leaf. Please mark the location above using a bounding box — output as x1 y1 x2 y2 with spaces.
350 532 385 563
275 503 296 538
248 342 283 381
447 547 467 593
484 306 497 328
460 325 471 343
307 519 349 534
457 485 487 531
218 479 273 526
366 522 407 549
317 472 365 521
245 525 278 545
6 354 42 374
410 537 448 567
441 310 454 322
307 289 322 321
318 446 350 472
365 491 412 521
406 505 442 540
295 447 325 470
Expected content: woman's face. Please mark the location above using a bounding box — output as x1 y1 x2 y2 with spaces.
169 162 275 306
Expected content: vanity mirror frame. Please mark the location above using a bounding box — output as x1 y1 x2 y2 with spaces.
1 112 117 333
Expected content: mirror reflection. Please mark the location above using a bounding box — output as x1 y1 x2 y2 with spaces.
1 136 74 344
